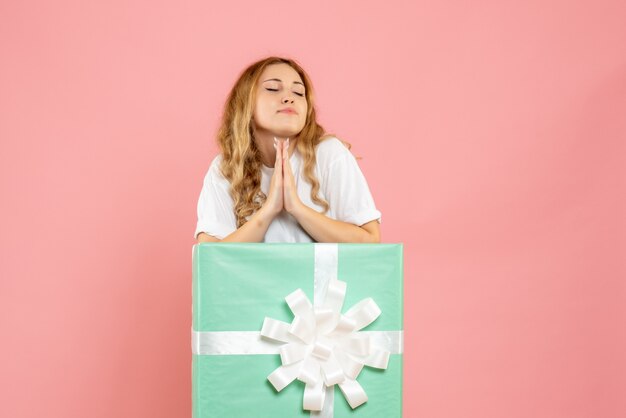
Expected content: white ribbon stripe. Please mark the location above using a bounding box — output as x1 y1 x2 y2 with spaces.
192 330 403 357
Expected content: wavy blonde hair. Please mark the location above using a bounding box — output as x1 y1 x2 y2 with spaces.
215 56 353 228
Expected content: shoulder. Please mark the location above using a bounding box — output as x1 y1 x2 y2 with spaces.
204 154 228 184
315 136 354 166
209 154 224 174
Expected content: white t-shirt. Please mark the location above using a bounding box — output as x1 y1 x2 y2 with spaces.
194 136 382 242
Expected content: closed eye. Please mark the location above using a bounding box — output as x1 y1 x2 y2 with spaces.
266 88 304 97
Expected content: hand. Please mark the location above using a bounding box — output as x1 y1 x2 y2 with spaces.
263 137 284 218
281 138 303 215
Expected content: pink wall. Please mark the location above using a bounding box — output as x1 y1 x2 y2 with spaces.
1 1 624 417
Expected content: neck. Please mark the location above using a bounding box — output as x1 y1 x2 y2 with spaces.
254 131 297 168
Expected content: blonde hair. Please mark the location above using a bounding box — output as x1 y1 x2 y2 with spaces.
215 56 352 228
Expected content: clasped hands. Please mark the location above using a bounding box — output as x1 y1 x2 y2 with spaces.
264 137 303 217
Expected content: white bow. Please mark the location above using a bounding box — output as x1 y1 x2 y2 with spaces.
260 279 390 411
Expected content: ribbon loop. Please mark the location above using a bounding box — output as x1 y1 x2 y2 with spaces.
338 378 368 409
298 356 321 385
268 362 301 392
343 334 371 357
343 298 381 331
320 353 345 386
289 316 314 344
333 347 364 380
280 343 307 365
303 380 326 411
260 317 292 343
364 348 390 369
285 289 313 317
330 315 357 335
314 308 335 335
322 279 346 315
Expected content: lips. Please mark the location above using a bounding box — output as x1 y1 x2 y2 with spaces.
278 108 297 114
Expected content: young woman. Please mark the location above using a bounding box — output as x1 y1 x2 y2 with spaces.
194 56 381 243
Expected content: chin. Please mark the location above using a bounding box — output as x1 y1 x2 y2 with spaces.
272 127 301 138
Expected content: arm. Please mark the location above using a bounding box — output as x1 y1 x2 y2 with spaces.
197 142 285 244
290 203 380 243
281 138 381 243
196 206 275 243
198 203 380 244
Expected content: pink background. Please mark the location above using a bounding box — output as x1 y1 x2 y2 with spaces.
1 1 625 417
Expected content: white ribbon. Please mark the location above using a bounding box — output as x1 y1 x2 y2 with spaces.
192 243 403 417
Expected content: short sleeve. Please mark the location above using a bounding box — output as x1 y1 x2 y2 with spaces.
194 160 237 240
321 147 382 226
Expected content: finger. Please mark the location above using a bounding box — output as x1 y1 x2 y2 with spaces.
276 140 283 177
273 137 281 161
281 140 288 180
283 143 293 182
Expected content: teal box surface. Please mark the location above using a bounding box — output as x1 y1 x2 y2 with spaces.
192 243 404 417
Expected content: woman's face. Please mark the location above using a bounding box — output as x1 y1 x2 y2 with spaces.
252 63 308 139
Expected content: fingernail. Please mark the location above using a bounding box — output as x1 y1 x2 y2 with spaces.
273 143 276 149
273 137 277 143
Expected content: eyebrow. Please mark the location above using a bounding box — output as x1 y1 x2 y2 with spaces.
263 78 305 87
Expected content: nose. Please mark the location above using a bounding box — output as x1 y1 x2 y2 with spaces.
282 96 294 104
